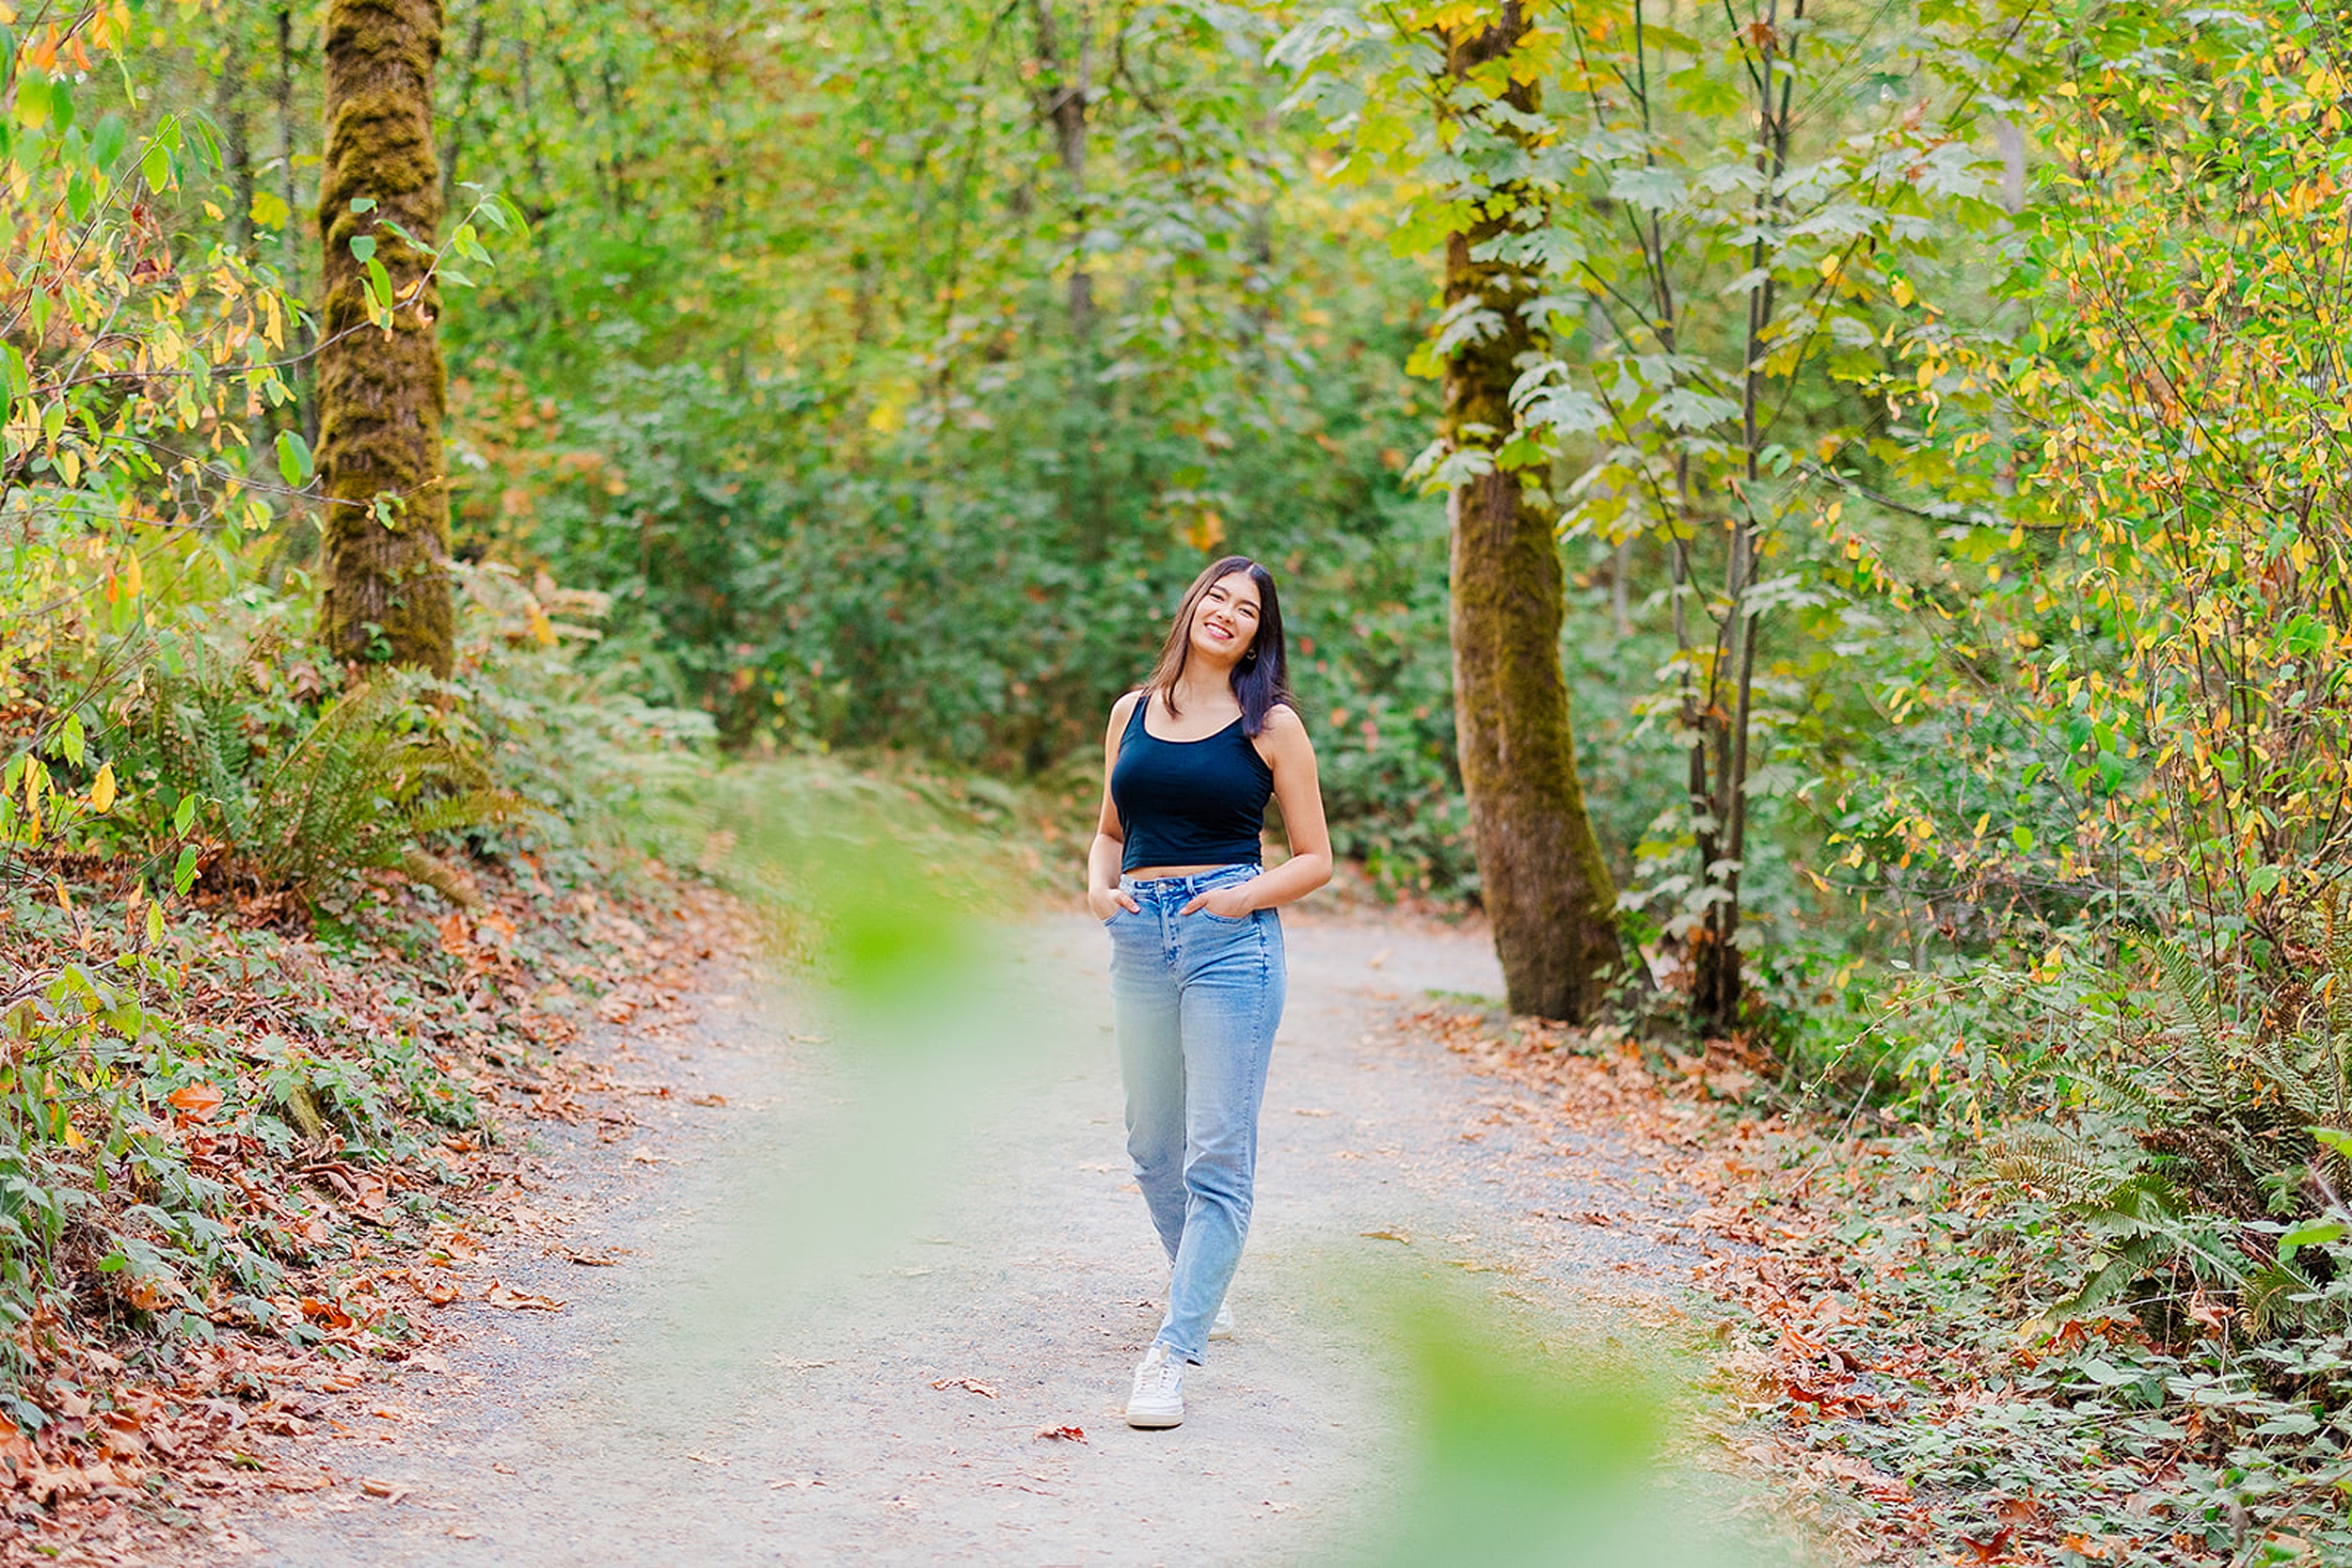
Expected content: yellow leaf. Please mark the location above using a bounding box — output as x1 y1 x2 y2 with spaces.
124 550 143 598
89 762 115 814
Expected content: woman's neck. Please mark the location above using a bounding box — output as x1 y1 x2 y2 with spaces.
1168 667 1237 713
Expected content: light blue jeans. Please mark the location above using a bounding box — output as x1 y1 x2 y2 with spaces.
1104 863 1286 1365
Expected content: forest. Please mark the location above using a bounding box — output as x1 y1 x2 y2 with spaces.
7 0 2352 1560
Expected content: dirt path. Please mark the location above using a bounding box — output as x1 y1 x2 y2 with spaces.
230 911 1722 1565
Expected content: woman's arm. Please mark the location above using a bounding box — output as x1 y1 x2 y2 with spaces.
1087 692 1144 920
1186 704 1332 917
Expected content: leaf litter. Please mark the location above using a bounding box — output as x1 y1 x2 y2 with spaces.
0 851 754 1564
1405 1005 2352 1565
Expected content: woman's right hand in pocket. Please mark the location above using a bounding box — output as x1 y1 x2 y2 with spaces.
1090 886 1141 922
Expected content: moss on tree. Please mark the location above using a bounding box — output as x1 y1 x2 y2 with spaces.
315 0 452 676
1438 2 1621 1020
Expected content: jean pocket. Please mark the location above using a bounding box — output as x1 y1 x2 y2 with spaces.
1197 907 1253 927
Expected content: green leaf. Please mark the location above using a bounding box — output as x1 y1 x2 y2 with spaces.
58 714 83 767
250 187 292 230
349 196 378 214
2309 1126 2352 1159
2011 825 2035 852
347 234 377 263
172 795 196 835
366 256 395 311
2280 1218 2344 1250
13 75 47 130
171 846 199 896
90 114 125 168
140 135 169 193
275 429 313 487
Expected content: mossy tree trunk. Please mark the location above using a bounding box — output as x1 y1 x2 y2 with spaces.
316 0 452 676
1438 2 1621 1021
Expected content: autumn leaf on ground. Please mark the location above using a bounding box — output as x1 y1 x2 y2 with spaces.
930 1377 998 1398
1958 1526 2014 1563
166 1083 224 1123
546 1244 628 1266
483 1281 565 1311
1359 1227 1411 1243
1034 1425 1086 1442
405 1272 462 1307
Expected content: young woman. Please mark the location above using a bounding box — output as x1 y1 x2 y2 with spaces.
1086 555 1332 1430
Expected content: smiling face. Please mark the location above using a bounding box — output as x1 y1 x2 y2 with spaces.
1186 569 1263 668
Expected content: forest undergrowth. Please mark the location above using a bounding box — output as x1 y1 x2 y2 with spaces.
1422 999 2352 1567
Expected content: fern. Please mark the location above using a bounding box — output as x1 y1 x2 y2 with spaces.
122 653 539 907
1983 1123 2116 1207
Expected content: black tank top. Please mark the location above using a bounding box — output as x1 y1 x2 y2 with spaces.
1109 692 1276 873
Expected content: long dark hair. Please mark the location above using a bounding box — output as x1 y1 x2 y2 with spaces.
1142 556 1295 737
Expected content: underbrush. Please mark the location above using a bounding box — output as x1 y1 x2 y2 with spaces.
0 548 738 1544
1420 985 2352 1564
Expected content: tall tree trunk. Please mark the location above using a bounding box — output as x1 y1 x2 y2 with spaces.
275 8 316 442
1438 3 1621 1020
1029 0 1091 337
438 0 488 214
1688 0 1800 1035
315 0 453 676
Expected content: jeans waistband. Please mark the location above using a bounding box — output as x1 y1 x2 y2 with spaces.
1121 863 1260 898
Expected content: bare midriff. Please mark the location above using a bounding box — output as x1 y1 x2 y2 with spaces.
1124 863 1239 879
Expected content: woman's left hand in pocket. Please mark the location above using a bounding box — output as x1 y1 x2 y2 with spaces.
1182 884 1258 919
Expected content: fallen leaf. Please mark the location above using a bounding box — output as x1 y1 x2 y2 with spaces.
167 1083 224 1123
688 1093 728 1108
1359 1228 1411 1243
930 1377 998 1399
1958 1526 2013 1563
1035 1425 1086 1442
483 1281 565 1312
407 1272 462 1307
359 1478 413 1503
1293 1107 1336 1117
552 1246 626 1267
683 1450 724 1465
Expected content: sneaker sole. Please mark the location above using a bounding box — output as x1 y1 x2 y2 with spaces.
1125 1407 1184 1430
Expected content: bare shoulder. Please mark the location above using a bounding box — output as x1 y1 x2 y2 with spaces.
1261 701 1310 738
1106 688 1144 733
1254 701 1315 760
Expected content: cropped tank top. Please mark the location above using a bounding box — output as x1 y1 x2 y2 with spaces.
1109 692 1275 873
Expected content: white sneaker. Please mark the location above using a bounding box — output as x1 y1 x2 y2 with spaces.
1208 1302 1234 1340
1125 1344 1185 1429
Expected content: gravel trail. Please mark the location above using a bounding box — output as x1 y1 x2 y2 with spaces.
236 911 1707 1566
